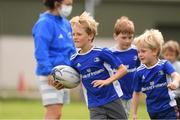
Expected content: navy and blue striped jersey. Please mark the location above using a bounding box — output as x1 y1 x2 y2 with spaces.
71 47 123 108
110 45 140 100
134 60 176 113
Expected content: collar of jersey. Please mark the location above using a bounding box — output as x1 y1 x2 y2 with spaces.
144 59 160 69
77 46 95 55
111 45 133 52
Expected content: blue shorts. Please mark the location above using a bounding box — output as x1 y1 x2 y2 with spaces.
148 107 179 120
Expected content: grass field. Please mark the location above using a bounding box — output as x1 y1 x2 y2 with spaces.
0 98 149 119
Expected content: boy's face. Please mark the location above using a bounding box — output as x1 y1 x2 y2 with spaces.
163 50 177 63
72 24 92 49
137 45 158 67
114 33 133 50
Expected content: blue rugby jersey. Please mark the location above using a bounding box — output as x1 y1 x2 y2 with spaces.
71 47 123 108
110 45 140 100
32 12 76 75
134 59 176 113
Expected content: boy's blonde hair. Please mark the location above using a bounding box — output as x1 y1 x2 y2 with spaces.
134 29 164 57
114 16 135 35
70 12 99 40
162 40 180 57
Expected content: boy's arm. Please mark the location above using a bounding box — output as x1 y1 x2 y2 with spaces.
92 64 127 88
167 72 180 90
132 91 140 120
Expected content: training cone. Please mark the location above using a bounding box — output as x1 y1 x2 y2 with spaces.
17 72 27 95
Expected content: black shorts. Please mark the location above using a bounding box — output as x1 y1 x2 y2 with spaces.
89 98 127 120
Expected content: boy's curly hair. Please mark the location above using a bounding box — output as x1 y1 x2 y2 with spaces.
134 29 164 57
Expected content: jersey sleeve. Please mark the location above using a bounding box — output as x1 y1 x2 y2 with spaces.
99 48 123 69
32 20 54 75
133 70 142 92
164 60 175 75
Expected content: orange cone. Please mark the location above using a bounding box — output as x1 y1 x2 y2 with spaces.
17 72 26 95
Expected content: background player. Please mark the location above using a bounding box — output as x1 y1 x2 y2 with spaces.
110 16 140 117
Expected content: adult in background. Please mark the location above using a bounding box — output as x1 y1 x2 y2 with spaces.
32 0 76 119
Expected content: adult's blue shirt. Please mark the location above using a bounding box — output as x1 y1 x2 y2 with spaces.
32 12 76 75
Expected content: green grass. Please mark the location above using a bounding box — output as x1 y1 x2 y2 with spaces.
0 98 149 119
129 103 149 120
62 102 89 119
0 98 44 119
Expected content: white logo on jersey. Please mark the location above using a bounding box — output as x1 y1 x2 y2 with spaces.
142 82 167 92
82 68 105 79
94 57 100 62
125 65 136 73
58 34 63 39
158 70 164 75
76 63 81 67
134 56 138 61
68 32 72 38
125 65 129 69
87 69 91 73
142 75 145 80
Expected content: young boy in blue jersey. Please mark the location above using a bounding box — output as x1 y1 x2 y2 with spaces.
132 29 180 119
70 12 128 119
110 16 140 117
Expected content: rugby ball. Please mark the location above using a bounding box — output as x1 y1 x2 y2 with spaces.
52 65 80 89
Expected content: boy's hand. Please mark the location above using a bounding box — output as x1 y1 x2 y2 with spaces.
167 81 179 90
91 79 111 88
48 75 54 86
48 75 64 90
53 81 64 90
